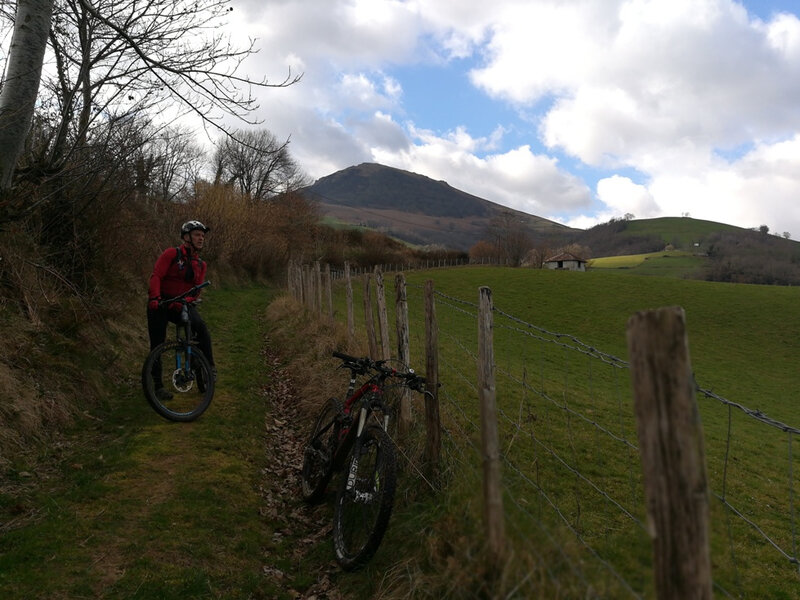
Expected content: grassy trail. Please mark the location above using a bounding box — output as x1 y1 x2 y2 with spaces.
0 285 341 599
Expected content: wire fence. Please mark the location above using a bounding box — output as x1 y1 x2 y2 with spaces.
291 262 800 598
409 284 651 598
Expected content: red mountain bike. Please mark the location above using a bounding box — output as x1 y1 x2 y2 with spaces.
301 351 427 570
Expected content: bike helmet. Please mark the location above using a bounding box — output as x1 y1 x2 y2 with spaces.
181 220 210 235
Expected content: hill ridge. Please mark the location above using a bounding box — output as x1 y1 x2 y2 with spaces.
301 162 573 250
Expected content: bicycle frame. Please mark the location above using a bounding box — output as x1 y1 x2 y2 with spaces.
142 280 214 423
331 378 388 472
159 281 208 392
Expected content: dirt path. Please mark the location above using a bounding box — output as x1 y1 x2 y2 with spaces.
258 345 347 600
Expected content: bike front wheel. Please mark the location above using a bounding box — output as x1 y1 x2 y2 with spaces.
332 424 397 570
301 397 342 503
141 341 214 422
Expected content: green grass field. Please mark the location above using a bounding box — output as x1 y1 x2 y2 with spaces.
325 266 800 598
623 216 743 249
588 250 707 279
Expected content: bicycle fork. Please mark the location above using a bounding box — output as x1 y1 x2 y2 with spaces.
345 406 372 498
174 316 197 387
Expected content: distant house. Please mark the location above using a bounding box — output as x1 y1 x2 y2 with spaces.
544 252 587 272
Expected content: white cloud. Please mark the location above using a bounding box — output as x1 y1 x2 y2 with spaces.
372 128 592 214
647 135 800 234
336 73 401 112
469 1 619 101
352 112 410 152
597 175 659 217
210 0 800 237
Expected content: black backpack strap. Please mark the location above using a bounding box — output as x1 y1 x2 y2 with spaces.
172 245 201 274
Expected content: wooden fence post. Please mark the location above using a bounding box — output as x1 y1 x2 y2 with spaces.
478 286 505 562
292 261 301 300
363 273 378 360
374 267 391 360
302 265 310 308
287 261 296 298
345 262 355 349
298 262 304 299
314 261 323 315
627 307 712 600
324 263 333 321
395 273 412 433
424 280 441 477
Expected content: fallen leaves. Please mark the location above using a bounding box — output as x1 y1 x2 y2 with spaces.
259 339 345 599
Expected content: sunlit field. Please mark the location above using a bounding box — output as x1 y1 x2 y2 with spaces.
325 266 800 598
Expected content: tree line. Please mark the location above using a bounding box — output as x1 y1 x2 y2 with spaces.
0 1 316 305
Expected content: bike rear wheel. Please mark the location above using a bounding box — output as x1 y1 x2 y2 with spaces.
332 424 397 570
301 397 342 503
141 341 214 422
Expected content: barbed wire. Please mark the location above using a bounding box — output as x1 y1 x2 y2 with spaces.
493 305 629 370
496 363 638 451
698 386 800 435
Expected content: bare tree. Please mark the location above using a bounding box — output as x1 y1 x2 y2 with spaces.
487 210 533 267
469 240 499 264
0 0 300 194
214 128 308 201
149 127 206 203
524 243 552 269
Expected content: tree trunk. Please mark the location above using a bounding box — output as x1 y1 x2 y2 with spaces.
0 0 55 190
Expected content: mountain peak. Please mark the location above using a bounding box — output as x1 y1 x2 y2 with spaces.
302 163 573 250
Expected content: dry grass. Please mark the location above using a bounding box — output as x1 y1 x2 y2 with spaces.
190 184 320 280
264 295 368 418
262 295 555 599
263 287 632 599
0 180 322 472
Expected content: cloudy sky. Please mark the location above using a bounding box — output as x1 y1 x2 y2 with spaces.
193 1 800 235
3 1 795 235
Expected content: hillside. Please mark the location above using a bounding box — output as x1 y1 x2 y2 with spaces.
580 216 800 285
303 163 800 284
302 163 575 250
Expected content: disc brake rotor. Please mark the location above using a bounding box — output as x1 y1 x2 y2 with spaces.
171 369 194 392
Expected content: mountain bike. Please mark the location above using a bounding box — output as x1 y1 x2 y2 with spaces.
141 281 214 422
300 351 427 570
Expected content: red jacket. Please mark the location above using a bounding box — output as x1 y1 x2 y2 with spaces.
148 245 207 301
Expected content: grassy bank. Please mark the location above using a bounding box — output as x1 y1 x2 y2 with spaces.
0 285 296 599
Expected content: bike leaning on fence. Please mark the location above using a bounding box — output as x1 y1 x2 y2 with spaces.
141 281 215 422
301 351 427 570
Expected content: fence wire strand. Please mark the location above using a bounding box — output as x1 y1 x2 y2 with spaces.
323 270 800 597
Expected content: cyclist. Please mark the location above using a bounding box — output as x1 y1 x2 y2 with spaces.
146 220 216 400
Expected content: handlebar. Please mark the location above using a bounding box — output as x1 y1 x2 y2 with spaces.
332 351 373 376
331 351 427 391
159 281 211 307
